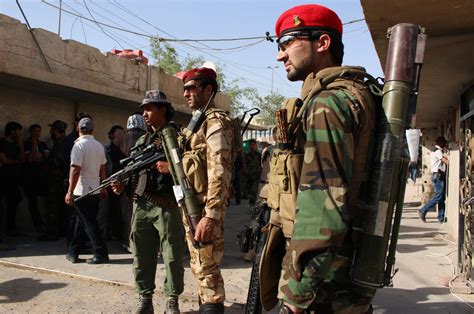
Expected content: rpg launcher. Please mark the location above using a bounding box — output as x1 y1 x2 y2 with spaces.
160 126 203 248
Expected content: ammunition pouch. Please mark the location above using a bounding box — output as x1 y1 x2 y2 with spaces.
267 149 304 238
259 220 286 311
182 149 207 205
141 191 179 210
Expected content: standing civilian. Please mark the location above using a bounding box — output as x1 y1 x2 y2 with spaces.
0 122 25 236
39 120 68 241
64 118 109 264
418 136 449 223
119 113 148 252
23 124 49 233
101 125 126 241
63 112 92 246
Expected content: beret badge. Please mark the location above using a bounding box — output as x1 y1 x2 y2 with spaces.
293 15 302 26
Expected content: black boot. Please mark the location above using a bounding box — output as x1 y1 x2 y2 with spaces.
136 295 153 314
199 303 224 314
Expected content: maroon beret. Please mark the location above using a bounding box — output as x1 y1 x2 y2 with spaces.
182 67 217 84
275 4 342 38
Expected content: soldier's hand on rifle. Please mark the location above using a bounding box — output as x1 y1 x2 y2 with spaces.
156 161 170 174
194 217 216 243
111 181 125 195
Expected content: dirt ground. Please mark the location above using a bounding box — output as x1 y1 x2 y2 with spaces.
0 200 256 313
0 252 249 313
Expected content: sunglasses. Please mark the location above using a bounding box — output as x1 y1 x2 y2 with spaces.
276 32 318 52
183 83 200 92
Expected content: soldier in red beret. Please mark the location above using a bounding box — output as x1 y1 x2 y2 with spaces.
180 66 237 313
261 4 378 314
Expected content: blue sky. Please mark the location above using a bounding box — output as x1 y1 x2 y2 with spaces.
1 0 383 98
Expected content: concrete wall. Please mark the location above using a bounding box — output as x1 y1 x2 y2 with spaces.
0 13 231 143
0 85 131 144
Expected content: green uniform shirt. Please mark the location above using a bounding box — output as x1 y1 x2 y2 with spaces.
281 69 375 309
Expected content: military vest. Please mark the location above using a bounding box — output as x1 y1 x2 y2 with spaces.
266 66 379 237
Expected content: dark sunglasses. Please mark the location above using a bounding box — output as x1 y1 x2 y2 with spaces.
277 32 318 51
183 83 200 92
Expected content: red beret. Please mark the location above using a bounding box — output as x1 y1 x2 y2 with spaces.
182 67 217 84
275 4 342 38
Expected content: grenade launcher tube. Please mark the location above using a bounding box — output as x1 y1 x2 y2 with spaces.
161 126 203 248
351 23 426 288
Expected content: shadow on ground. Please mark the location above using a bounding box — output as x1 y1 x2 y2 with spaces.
0 278 67 303
373 286 474 313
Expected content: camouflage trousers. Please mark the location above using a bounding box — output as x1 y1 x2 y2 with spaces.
277 238 375 314
182 212 225 304
245 176 260 205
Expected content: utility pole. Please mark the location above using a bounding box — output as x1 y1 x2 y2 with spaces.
58 0 62 36
267 65 279 94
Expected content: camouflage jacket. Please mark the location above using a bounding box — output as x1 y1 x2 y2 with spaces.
184 107 234 221
280 67 376 309
244 150 262 179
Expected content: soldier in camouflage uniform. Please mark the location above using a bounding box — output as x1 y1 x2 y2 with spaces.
273 4 377 313
243 139 262 206
112 91 184 314
181 67 235 313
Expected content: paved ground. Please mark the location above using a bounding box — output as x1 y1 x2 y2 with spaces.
1 184 474 313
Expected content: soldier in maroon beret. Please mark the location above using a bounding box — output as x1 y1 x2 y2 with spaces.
261 4 378 314
180 67 237 313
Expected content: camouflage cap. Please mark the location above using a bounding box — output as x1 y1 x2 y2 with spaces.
140 90 170 107
48 120 67 132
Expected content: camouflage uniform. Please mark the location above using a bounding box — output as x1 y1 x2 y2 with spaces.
279 68 376 312
130 130 185 298
244 150 262 205
182 108 234 304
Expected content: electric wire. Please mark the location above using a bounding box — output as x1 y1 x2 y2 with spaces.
81 0 123 49
40 0 312 95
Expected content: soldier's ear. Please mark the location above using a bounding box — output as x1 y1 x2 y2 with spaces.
203 84 213 97
315 33 331 53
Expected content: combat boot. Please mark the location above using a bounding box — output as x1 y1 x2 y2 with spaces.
165 295 180 314
199 303 225 314
136 294 153 314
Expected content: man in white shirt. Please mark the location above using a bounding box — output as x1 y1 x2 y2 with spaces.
419 136 449 223
64 117 109 264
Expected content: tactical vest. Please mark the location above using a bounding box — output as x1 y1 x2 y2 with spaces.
181 108 242 205
132 131 178 209
266 66 379 237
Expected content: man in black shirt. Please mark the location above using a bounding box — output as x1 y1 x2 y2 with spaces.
0 122 25 235
23 124 49 232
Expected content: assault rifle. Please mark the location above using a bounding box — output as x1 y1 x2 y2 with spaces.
237 202 271 314
74 143 164 203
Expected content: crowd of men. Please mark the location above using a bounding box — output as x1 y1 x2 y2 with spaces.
0 3 423 314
